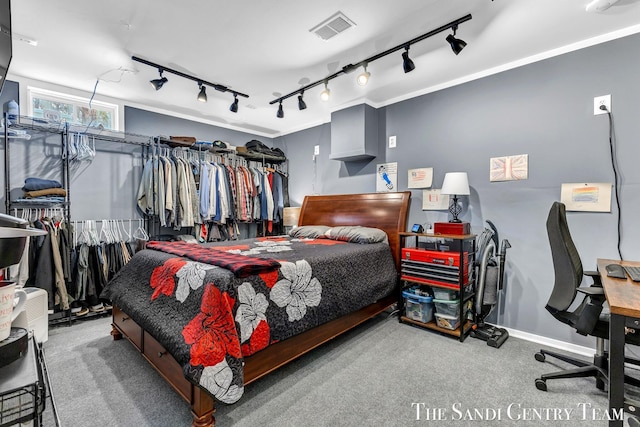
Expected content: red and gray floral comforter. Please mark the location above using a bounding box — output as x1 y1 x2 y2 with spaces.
103 235 397 404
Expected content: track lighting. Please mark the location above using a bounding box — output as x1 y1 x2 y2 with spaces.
357 64 370 86
446 24 467 55
230 94 239 113
268 14 472 114
197 82 207 102
150 69 168 90
298 91 307 110
132 56 250 106
402 46 415 73
277 101 284 118
320 82 331 101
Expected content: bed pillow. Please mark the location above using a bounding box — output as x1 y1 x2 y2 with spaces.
288 225 330 239
324 226 389 244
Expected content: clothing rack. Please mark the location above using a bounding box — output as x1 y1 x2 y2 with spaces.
3 115 156 327
12 207 66 222
144 136 289 240
72 218 149 247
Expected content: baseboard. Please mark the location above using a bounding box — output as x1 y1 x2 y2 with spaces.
498 326 595 358
502 325 640 372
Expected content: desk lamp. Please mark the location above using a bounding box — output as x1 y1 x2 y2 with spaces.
434 172 471 235
440 172 470 223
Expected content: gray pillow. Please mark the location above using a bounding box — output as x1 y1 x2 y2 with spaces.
324 226 388 244
288 225 330 239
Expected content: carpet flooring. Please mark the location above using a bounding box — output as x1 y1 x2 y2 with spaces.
39 313 628 426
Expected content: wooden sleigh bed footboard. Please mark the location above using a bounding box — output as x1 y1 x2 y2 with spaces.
111 295 396 426
110 191 410 426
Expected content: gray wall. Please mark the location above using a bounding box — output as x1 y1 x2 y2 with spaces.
275 32 640 347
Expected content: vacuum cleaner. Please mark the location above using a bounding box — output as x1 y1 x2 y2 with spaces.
470 220 511 348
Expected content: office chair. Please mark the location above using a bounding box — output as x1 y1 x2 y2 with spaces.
534 201 640 392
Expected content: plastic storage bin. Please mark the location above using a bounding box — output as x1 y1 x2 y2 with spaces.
432 288 459 301
433 299 460 317
403 290 434 323
434 312 461 330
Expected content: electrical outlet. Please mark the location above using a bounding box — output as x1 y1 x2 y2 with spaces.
594 94 611 115
314 145 320 155
389 135 397 148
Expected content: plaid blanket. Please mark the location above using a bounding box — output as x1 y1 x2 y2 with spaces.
146 241 281 277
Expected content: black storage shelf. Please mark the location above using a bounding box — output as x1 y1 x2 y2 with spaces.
398 231 477 342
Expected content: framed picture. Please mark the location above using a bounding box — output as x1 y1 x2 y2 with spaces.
422 189 449 210
560 183 612 212
490 154 528 182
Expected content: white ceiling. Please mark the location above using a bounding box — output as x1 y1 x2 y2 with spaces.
8 0 640 138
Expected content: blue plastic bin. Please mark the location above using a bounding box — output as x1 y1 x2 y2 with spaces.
403 290 434 323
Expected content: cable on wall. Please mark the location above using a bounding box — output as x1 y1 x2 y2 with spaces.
602 105 623 260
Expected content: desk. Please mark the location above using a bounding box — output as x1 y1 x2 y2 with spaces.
597 258 640 427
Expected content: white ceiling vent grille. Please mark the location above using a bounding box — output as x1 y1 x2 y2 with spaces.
309 12 356 41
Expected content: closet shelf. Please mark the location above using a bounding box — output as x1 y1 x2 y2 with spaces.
6 116 66 134
9 200 69 209
155 136 287 163
155 136 195 148
235 150 287 164
7 116 152 146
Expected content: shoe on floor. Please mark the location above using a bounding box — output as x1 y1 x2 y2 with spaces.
89 304 105 313
75 307 89 316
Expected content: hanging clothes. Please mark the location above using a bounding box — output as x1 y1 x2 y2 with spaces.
28 217 70 311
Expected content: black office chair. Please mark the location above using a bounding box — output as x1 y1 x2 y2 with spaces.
534 201 640 392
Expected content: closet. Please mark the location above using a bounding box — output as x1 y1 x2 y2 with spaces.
2 113 153 324
3 114 289 325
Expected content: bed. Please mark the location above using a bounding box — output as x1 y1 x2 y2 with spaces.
106 191 410 426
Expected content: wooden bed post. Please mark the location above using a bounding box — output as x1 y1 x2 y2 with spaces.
191 389 215 427
110 325 122 340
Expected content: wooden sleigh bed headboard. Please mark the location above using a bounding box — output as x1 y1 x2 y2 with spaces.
298 191 411 269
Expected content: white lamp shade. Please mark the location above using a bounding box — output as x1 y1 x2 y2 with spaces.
440 172 470 196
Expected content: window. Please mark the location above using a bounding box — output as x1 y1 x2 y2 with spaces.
27 87 120 131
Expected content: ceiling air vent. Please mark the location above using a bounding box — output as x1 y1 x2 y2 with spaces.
309 12 356 41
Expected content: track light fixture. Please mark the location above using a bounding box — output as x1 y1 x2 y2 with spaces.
298 91 307 110
230 94 239 113
402 46 416 73
320 81 331 101
268 14 472 116
197 82 207 102
446 24 467 55
277 101 284 118
132 56 250 106
150 69 168 91
357 64 370 86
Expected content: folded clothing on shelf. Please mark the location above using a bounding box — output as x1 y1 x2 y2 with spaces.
22 177 63 192
12 197 66 205
24 188 67 198
242 139 286 161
